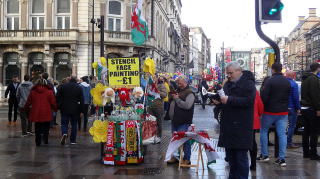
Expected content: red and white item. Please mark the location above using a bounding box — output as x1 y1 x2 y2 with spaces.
104 122 115 165
164 130 219 165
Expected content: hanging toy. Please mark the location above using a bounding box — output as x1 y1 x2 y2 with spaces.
92 57 108 84
118 88 131 106
102 88 115 105
90 83 107 106
143 57 156 75
132 87 144 99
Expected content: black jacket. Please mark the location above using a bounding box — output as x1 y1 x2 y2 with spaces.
219 71 256 150
301 72 320 110
261 73 290 113
56 80 84 115
5 82 20 100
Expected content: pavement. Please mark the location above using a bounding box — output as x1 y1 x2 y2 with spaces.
0 104 319 179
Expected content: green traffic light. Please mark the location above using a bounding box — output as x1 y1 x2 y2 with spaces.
268 1 284 16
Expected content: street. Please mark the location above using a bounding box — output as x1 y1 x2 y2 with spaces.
0 104 318 179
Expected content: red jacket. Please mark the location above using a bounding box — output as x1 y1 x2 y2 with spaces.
24 85 57 122
254 91 264 129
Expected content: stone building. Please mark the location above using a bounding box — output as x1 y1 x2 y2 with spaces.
305 22 320 64
189 27 211 75
287 8 320 71
0 0 183 88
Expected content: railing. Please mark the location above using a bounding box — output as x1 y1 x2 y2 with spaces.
106 31 131 39
23 31 44 37
0 31 17 37
0 29 78 42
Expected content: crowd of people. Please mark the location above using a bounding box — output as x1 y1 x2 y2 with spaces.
3 61 320 179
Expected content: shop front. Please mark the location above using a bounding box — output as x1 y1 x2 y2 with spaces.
54 53 72 82
3 53 20 85
28 52 45 80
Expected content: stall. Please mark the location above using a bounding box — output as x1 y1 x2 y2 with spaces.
89 57 158 165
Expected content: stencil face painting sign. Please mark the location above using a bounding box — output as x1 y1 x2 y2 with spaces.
108 58 140 88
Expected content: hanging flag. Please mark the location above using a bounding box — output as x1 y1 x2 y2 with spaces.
131 0 149 45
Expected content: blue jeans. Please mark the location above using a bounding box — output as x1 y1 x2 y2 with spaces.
260 114 288 160
287 109 298 146
61 113 79 143
172 124 191 160
226 149 249 179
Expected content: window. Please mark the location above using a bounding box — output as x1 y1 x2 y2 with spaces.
56 0 71 29
107 1 122 31
5 0 19 30
30 0 45 30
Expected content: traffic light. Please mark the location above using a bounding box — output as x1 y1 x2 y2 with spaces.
259 0 284 23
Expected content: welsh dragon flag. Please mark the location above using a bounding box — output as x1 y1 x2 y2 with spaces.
131 0 149 45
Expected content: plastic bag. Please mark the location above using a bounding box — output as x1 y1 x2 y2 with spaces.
142 120 158 145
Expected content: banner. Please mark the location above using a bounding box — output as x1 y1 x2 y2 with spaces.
108 58 140 88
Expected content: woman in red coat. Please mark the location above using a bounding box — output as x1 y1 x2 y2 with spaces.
249 90 264 170
24 79 57 146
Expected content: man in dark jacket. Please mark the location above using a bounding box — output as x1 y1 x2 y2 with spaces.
57 75 84 145
5 76 20 126
16 75 33 136
167 76 195 165
259 63 290 167
285 71 301 149
301 63 320 160
217 61 256 179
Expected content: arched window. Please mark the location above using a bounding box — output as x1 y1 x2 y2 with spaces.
30 0 45 29
56 0 71 29
5 0 19 30
107 1 122 31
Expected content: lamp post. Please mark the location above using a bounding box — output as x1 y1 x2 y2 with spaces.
90 0 95 76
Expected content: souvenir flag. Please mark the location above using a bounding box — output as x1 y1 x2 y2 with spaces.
131 0 149 45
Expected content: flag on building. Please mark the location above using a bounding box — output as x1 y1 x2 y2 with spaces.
131 0 149 45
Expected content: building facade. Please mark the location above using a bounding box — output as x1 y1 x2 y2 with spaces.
189 27 211 75
305 22 320 64
287 8 320 71
0 0 184 88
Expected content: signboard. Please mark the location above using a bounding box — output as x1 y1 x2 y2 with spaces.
108 57 140 88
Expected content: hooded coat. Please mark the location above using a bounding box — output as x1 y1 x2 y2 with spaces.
16 81 33 108
301 72 320 110
24 85 57 122
219 70 256 149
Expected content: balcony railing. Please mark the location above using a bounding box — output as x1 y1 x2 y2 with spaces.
105 31 154 46
0 29 78 43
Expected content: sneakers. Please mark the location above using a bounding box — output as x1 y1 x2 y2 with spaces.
257 155 270 162
287 144 300 149
274 159 286 167
27 132 34 136
70 142 77 145
182 159 191 165
60 134 67 145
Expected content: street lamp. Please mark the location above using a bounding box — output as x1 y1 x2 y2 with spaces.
90 0 95 76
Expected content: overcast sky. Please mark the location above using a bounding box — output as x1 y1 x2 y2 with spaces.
181 0 319 63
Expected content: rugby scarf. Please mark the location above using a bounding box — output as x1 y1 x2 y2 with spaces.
104 122 115 165
126 120 138 164
164 131 219 165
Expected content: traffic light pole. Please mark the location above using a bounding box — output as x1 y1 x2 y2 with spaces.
255 0 280 63
100 15 105 57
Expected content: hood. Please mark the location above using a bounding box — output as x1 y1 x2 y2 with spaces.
301 72 314 81
241 70 255 82
20 81 33 87
80 82 90 87
32 85 51 93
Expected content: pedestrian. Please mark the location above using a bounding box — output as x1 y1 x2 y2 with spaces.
259 63 291 167
147 75 167 141
162 76 170 118
5 76 20 126
214 61 256 179
301 63 320 160
166 76 195 165
198 78 209 109
249 90 264 171
24 79 57 146
286 70 301 149
57 75 84 145
79 76 91 132
16 75 33 136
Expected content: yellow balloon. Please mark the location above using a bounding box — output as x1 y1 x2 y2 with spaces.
100 57 107 67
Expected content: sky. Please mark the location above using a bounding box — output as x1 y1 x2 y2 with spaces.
181 0 319 63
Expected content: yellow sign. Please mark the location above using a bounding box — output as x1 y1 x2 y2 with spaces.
108 58 140 88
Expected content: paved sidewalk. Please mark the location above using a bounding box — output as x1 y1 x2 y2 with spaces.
0 105 319 178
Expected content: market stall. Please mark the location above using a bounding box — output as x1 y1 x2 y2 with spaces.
88 56 159 165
